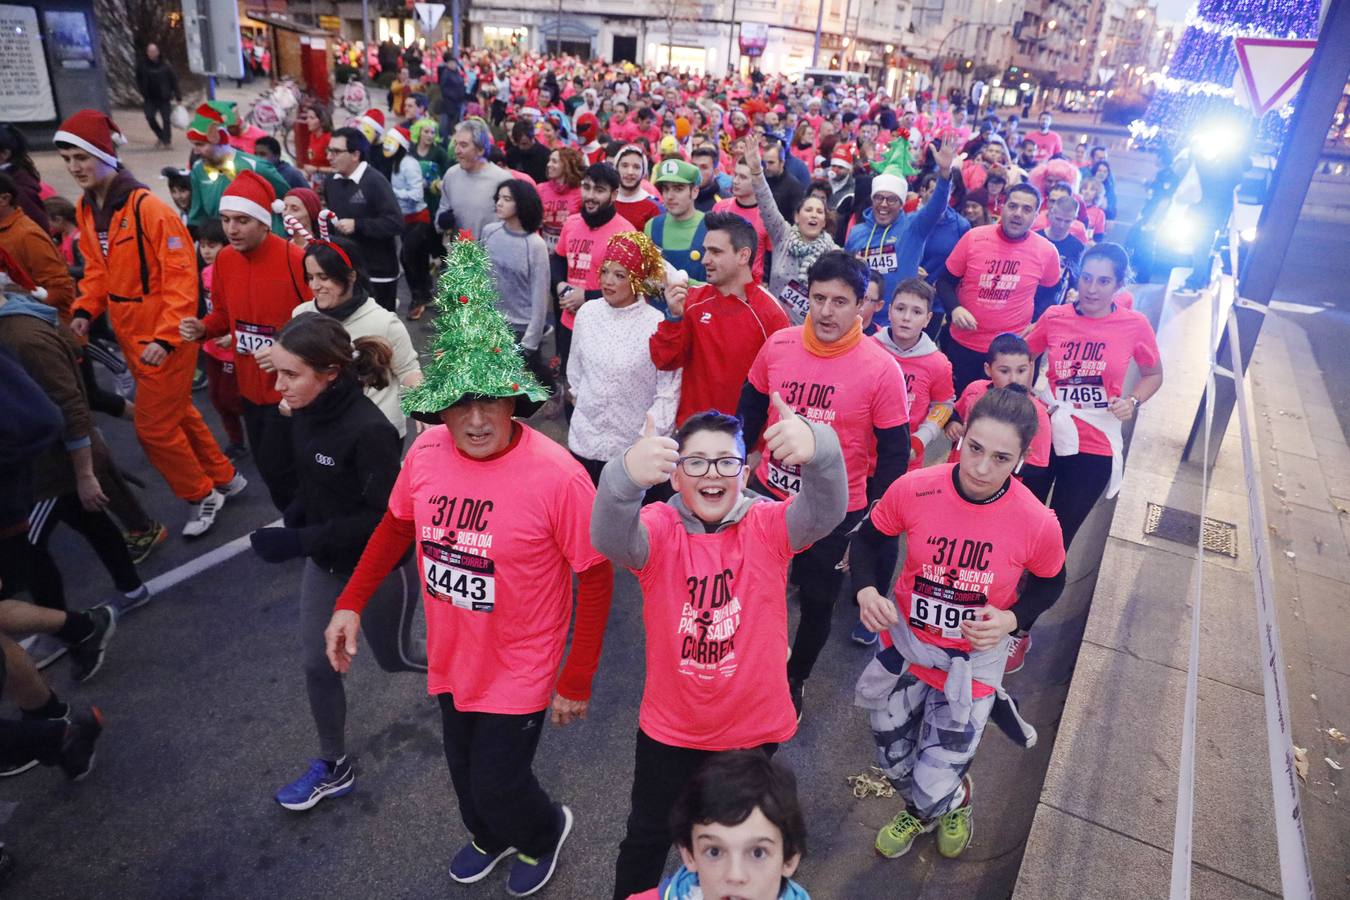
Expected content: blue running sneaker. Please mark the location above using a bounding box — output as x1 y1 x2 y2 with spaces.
275 757 354 811
449 841 516 884
506 804 573 897
851 621 879 646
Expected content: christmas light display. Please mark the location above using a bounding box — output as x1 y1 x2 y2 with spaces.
1137 0 1321 145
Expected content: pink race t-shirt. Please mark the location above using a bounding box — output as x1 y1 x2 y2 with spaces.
1032 212 1090 244
711 197 769 284
389 425 605 714
1026 303 1161 456
749 327 907 511
1025 129 1063 163
632 500 799 751
536 181 582 253
874 336 956 435
555 210 636 327
200 264 233 363
872 464 1064 695
945 225 1061 353
950 379 1052 468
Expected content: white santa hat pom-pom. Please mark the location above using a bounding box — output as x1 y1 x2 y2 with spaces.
272 199 286 215
32 286 47 300
111 131 128 147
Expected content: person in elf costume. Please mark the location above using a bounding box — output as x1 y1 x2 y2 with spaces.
185 102 290 234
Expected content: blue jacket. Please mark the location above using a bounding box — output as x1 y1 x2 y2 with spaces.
920 207 971 314
657 865 810 899
845 175 952 324
785 153 811 187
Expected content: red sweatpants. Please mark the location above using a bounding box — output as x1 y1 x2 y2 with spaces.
203 353 245 446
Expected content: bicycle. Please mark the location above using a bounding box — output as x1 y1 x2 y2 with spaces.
246 77 304 157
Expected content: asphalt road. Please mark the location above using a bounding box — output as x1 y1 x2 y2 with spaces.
4 134 1160 900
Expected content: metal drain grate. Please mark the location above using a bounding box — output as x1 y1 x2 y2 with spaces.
1144 502 1239 557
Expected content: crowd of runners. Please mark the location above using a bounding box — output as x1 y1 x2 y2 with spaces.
0 45 1169 898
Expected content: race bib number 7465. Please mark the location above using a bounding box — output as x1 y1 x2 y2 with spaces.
421 541 496 612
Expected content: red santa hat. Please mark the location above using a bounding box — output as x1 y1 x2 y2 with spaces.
53 109 126 169
830 143 856 168
0 245 47 300
386 126 411 151
219 170 277 225
356 108 386 136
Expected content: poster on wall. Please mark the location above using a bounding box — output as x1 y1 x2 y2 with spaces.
45 11 97 70
0 5 57 122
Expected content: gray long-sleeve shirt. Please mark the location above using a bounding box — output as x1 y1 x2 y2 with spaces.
591 420 847 571
481 221 551 351
437 160 509 239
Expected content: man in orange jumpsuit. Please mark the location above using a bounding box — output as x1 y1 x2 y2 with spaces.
56 110 245 538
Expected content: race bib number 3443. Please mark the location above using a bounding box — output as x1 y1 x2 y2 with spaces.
766 459 802 496
421 541 496 612
908 575 986 640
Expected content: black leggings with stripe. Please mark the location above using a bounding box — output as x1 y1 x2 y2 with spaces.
11 495 141 611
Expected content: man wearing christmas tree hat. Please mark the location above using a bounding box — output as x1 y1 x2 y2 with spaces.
184 102 290 234
326 240 614 897
844 141 957 328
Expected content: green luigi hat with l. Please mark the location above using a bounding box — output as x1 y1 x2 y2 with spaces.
653 158 699 185
402 239 550 424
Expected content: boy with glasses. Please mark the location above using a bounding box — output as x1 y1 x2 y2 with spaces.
592 405 847 900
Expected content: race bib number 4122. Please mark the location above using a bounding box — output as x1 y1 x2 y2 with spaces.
421 541 496 612
234 321 277 356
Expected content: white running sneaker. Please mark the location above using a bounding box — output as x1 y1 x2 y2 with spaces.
216 472 248 498
182 489 226 538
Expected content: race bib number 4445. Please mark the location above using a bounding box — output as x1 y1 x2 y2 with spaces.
908 575 986 640
421 541 496 612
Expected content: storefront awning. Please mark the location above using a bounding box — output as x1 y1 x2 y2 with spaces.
539 19 598 40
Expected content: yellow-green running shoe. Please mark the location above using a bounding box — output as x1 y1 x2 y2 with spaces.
875 807 935 859
937 776 975 858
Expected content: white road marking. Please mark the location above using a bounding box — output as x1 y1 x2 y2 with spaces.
144 519 282 596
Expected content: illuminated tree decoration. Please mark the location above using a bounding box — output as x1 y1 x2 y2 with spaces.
1136 0 1320 144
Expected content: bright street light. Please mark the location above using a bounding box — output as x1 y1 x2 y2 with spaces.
1047 19 1057 29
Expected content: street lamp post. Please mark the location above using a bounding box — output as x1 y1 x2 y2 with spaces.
727 0 739 74
812 0 826 68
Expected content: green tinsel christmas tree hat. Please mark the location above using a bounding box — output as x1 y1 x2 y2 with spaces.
402 239 551 424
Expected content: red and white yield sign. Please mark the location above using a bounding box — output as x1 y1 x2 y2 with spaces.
1233 37 1319 116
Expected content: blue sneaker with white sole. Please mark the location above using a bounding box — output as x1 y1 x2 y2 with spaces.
449 841 516 884
275 757 354 811
506 804 573 896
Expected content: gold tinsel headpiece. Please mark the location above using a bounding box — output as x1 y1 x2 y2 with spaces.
602 230 665 298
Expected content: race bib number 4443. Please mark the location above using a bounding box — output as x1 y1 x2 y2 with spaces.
421 541 496 612
908 575 986 640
